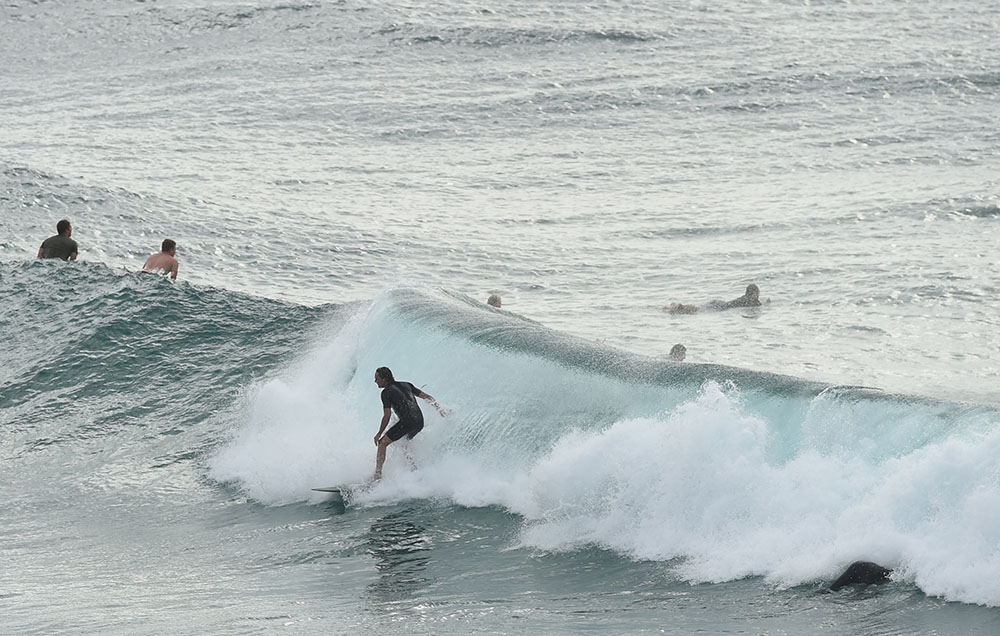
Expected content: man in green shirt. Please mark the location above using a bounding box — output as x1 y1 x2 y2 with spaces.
37 219 79 261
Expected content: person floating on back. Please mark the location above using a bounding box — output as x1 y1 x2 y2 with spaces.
37 219 78 261
667 284 767 314
372 366 447 481
142 239 180 280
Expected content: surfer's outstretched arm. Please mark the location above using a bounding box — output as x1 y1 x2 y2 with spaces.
416 390 449 417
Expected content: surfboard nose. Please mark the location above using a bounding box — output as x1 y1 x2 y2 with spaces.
311 486 344 503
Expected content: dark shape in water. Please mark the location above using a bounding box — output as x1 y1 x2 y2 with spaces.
829 561 893 591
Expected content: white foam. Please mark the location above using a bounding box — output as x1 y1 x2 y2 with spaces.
209 290 1000 606
502 382 1000 605
208 300 375 504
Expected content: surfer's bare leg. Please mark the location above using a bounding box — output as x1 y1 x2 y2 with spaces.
374 436 393 480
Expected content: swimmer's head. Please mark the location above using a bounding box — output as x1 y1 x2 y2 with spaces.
745 284 760 299
669 344 686 361
487 294 502 308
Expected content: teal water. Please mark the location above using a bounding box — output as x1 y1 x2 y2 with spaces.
3 0 1000 633
4 264 1000 634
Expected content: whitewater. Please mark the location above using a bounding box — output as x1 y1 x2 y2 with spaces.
211 285 1000 599
3 0 1000 633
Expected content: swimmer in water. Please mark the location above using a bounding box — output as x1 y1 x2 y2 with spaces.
142 239 180 280
667 284 767 314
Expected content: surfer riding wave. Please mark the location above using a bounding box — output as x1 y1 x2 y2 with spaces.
372 366 448 480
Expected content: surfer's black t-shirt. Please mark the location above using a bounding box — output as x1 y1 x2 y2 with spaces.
380 381 424 425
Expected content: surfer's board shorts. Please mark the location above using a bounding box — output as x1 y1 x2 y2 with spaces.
386 419 423 441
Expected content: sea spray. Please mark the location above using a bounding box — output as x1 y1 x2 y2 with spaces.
208 287 1000 605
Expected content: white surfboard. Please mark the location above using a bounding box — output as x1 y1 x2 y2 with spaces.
313 481 372 500
311 486 345 502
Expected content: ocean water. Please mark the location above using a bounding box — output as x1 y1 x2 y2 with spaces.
3 0 1000 634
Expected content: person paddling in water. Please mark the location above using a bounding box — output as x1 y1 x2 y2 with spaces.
667 284 767 314
37 219 79 261
142 238 180 279
372 366 447 481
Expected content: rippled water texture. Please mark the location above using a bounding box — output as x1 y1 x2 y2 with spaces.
4 0 1000 400
3 0 1000 633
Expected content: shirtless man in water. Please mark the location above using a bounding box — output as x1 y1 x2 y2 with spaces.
142 239 179 279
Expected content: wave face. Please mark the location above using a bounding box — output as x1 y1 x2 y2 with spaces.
4 263 1000 614
0 260 334 479
207 285 1000 607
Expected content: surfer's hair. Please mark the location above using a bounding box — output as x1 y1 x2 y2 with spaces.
57 219 71 235
162 238 176 252
375 366 394 383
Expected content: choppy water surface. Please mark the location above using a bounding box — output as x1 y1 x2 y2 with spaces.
3 0 1000 633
